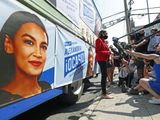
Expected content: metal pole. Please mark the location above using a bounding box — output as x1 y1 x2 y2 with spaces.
124 0 131 43
146 0 151 23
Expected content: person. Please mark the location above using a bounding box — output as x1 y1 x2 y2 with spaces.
147 28 160 66
118 58 129 92
0 11 51 105
131 30 149 53
95 30 113 99
126 43 160 104
131 30 149 83
147 28 160 54
106 44 116 86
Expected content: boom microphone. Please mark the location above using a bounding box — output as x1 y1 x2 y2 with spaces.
143 19 160 29
117 18 160 40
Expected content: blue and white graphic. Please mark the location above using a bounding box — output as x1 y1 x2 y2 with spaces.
56 0 80 26
80 0 96 31
64 51 85 77
55 27 88 87
80 0 102 34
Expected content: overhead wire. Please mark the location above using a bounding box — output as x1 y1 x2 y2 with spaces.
102 6 160 20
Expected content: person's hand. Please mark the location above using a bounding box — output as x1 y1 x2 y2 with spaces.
132 44 138 48
144 59 150 65
121 58 128 66
126 50 132 55
126 50 136 57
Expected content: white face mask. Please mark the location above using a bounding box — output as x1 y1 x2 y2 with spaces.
130 59 134 64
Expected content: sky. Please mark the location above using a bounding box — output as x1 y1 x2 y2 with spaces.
94 0 160 44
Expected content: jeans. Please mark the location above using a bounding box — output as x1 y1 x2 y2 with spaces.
98 61 108 94
135 59 144 82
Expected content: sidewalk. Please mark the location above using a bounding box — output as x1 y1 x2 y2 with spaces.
79 73 160 120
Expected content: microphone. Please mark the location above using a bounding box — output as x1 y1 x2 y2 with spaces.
143 19 160 29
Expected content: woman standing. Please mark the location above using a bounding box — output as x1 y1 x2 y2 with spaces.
95 30 113 99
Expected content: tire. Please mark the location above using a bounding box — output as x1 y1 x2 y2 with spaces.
58 79 84 105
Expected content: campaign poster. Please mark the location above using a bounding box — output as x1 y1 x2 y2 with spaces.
54 27 88 87
0 0 55 107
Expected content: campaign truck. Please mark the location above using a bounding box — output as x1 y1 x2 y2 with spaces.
0 0 101 119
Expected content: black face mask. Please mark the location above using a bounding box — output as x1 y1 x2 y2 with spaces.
103 35 108 39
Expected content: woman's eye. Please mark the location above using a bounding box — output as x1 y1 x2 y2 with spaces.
24 40 33 45
41 45 48 51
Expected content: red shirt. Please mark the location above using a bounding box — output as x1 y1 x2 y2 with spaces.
95 38 110 61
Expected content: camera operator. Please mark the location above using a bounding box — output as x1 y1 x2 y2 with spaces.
111 38 135 91
130 30 149 83
131 30 149 53
109 45 121 68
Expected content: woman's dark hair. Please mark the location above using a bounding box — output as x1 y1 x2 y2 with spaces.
98 30 107 38
0 11 48 87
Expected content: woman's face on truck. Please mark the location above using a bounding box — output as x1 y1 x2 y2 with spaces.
4 22 48 76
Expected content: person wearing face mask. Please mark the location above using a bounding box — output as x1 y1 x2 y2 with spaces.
95 30 113 99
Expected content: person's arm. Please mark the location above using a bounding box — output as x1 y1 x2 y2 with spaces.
121 58 130 72
132 39 148 48
126 50 159 61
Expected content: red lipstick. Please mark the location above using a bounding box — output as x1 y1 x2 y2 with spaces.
29 61 42 67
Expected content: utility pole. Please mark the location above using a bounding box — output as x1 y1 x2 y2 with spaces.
124 0 131 43
146 0 151 23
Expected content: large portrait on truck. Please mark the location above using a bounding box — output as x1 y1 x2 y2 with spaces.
0 1 55 107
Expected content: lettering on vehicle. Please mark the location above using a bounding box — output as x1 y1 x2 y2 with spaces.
64 51 85 77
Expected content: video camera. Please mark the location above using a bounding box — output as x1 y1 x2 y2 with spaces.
112 37 130 58
108 37 130 67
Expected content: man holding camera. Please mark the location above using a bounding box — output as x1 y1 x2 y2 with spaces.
131 30 149 83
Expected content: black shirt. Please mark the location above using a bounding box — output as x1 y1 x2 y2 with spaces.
0 81 51 107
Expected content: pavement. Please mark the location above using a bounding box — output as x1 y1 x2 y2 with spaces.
79 71 160 120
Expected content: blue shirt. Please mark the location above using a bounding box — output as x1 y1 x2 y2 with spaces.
147 36 160 52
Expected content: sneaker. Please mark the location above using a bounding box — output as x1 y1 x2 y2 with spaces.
151 97 156 100
148 98 160 104
128 88 139 95
121 82 128 93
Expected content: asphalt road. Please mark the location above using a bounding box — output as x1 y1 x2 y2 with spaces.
12 76 101 120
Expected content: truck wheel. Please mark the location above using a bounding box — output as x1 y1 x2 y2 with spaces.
58 80 84 105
